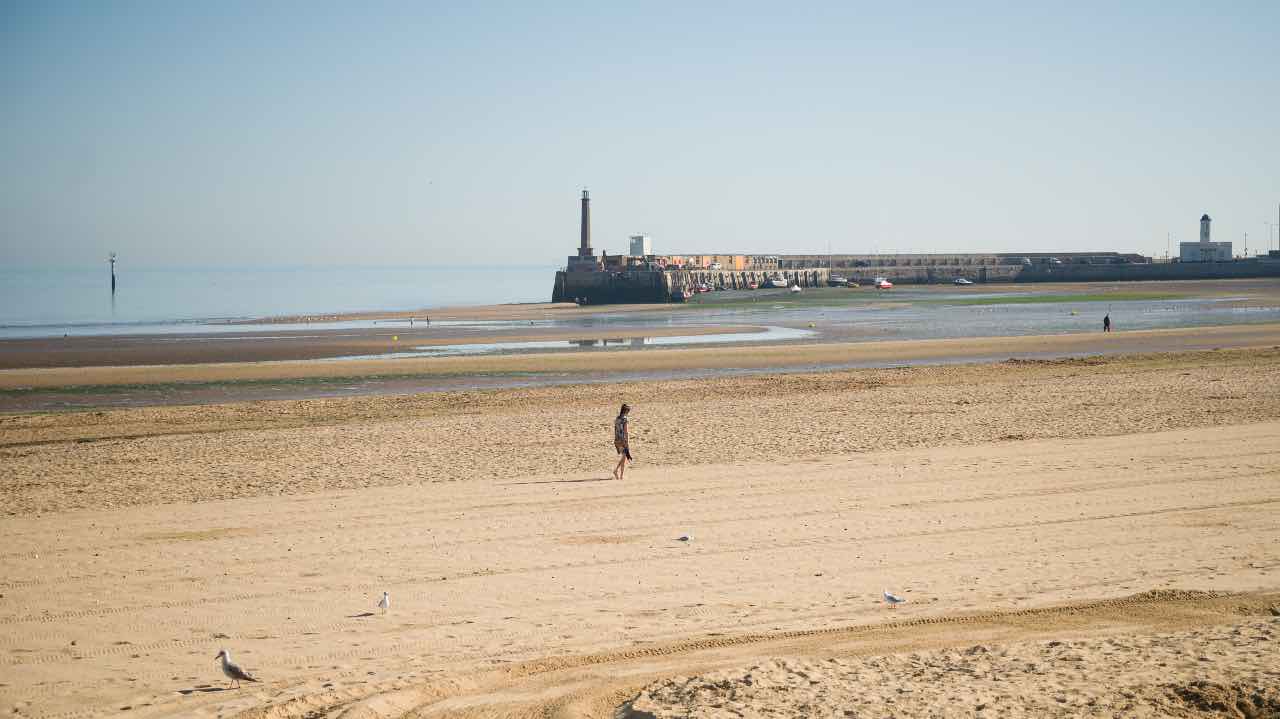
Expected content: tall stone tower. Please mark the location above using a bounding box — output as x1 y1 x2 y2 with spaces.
1200 214 1211 243
566 189 601 272
579 190 593 258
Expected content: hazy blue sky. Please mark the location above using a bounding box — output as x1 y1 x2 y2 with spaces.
3 1 1277 268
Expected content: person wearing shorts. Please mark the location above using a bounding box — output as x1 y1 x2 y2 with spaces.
613 403 632 480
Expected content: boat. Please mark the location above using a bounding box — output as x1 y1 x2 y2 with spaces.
874 277 894 289
696 283 711 293
827 274 849 287
953 277 973 285
746 281 758 290
764 276 789 289
788 285 802 294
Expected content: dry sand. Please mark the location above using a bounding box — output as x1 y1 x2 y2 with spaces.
1 347 1279 717
624 619 1280 717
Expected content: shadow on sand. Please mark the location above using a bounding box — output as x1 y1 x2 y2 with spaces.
177 685 228 695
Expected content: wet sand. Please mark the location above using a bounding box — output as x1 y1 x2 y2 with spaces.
2 324 1279 413
0 324 754 371
7 278 1280 374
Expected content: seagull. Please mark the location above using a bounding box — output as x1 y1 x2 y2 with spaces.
883 589 906 608
676 534 693 543
378 591 390 614
214 649 259 689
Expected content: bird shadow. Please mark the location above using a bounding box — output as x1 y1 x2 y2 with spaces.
176 685 227 695
347 612 377 618
502 477 615 486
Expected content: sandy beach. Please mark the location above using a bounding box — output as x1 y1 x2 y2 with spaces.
1 335 1279 717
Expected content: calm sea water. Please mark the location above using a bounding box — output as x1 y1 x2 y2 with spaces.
0 265 556 333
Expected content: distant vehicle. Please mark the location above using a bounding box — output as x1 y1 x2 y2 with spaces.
709 262 722 270
874 277 894 290
789 285 802 294
953 277 973 285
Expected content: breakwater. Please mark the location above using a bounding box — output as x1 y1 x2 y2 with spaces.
552 259 1280 304
552 268 832 304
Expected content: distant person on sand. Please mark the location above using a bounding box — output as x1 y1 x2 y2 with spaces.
613 403 632 480
1103 314 1111 332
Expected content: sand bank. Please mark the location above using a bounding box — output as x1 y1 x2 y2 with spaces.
624 618 1280 717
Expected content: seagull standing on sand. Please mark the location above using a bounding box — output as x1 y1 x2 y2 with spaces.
378 591 390 614
883 589 907 608
214 649 259 689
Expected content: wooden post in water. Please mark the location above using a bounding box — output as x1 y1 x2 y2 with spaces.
108 252 117 294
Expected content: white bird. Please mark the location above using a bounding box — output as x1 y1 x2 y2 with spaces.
883 589 907 608
214 649 259 689
377 591 390 614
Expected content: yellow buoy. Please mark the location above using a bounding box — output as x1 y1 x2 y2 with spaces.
808 322 816 328
392 335 399 341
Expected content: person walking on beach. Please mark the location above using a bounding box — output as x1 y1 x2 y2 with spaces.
613 403 632 480
1103 313 1111 332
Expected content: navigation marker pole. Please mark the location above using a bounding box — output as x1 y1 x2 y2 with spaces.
108 252 117 294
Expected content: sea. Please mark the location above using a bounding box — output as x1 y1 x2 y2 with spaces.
0 265 556 338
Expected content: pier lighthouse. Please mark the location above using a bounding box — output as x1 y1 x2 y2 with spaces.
579 190 592 258
566 189 602 272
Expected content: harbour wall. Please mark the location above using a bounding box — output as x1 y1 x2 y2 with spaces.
553 261 1280 303
552 269 673 304
553 268 831 304
1013 261 1280 283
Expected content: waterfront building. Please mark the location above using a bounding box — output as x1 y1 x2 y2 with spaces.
629 235 652 256
1180 214 1232 262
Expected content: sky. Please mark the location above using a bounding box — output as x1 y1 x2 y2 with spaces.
2 1 1278 268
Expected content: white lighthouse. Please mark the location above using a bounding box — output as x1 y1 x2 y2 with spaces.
1180 212 1232 262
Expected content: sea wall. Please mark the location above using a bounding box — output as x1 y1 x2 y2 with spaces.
685 269 829 289
552 261 1280 302
1013 261 1280 283
553 268 831 303
552 269 673 304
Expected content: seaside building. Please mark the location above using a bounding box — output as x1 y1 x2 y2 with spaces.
629 235 652 256
1179 214 1232 262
